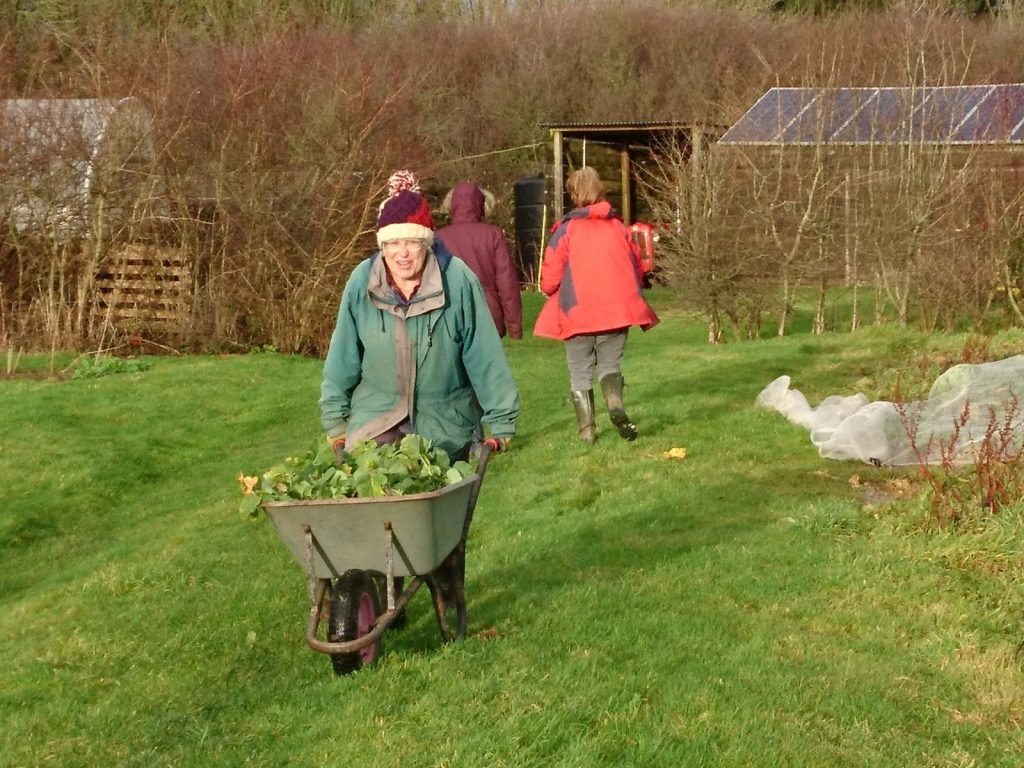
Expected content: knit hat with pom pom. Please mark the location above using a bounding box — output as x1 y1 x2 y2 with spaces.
376 190 434 246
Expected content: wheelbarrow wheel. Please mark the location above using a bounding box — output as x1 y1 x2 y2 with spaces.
328 569 382 675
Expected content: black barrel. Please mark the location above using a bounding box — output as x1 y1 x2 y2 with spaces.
512 175 547 283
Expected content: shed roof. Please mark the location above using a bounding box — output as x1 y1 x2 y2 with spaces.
539 120 724 147
719 84 1024 146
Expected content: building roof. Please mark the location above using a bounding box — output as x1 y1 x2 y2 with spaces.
719 84 1024 146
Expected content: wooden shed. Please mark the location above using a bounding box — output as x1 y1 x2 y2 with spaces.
539 119 723 223
508 120 723 282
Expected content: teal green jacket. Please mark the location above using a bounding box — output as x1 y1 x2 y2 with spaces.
320 241 520 458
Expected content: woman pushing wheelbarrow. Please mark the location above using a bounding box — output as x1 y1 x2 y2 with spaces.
321 186 519 462
306 185 519 673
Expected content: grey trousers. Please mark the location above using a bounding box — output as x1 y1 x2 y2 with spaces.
564 330 629 391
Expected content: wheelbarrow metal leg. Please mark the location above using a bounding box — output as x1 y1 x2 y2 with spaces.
423 445 490 643
384 521 396 613
426 542 468 642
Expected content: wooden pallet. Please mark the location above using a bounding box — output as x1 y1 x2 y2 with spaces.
94 243 190 333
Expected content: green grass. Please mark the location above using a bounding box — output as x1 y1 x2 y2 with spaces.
2 290 1022 767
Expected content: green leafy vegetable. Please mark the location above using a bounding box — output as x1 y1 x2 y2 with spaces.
238 434 473 518
71 356 154 379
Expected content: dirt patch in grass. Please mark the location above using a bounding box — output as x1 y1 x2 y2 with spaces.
0 369 69 381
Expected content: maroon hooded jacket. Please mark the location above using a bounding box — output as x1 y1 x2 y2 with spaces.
436 181 523 339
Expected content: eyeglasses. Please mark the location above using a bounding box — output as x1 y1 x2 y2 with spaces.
382 239 426 253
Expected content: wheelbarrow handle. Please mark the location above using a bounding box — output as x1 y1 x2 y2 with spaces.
465 441 495 522
482 436 508 453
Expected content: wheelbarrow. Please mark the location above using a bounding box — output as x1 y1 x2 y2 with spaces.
261 443 494 675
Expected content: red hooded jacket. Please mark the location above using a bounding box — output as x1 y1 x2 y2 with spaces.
533 201 659 340
436 181 523 339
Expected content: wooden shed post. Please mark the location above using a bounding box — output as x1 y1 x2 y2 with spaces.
690 126 704 176
552 129 564 220
687 128 704 236
619 148 632 224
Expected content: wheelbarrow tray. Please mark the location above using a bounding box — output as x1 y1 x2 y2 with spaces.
261 474 478 579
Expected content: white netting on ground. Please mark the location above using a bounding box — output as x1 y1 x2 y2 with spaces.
755 355 1024 466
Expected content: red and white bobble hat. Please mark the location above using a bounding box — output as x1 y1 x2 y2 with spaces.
386 169 421 198
376 190 435 247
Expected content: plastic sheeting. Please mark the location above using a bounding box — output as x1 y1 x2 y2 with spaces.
756 355 1024 466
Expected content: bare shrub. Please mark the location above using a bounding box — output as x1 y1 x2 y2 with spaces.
899 393 1024 526
639 126 817 343
4 2 1024 353
164 30 437 352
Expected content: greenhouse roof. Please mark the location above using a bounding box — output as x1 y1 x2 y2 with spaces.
0 98 156 236
719 84 1024 146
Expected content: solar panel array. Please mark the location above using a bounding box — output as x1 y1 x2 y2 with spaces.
718 84 1024 145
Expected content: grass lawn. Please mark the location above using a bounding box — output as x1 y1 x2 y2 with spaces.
1 290 1022 767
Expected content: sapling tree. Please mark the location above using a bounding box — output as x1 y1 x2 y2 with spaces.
636 132 763 343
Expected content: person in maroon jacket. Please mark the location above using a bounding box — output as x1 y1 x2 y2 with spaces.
436 180 523 340
533 167 659 444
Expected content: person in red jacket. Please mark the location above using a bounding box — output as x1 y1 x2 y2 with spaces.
533 167 659 443
436 180 523 340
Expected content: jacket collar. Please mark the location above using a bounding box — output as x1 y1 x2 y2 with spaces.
565 200 615 221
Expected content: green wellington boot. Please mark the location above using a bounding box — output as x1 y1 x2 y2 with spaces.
569 389 597 444
600 372 638 441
